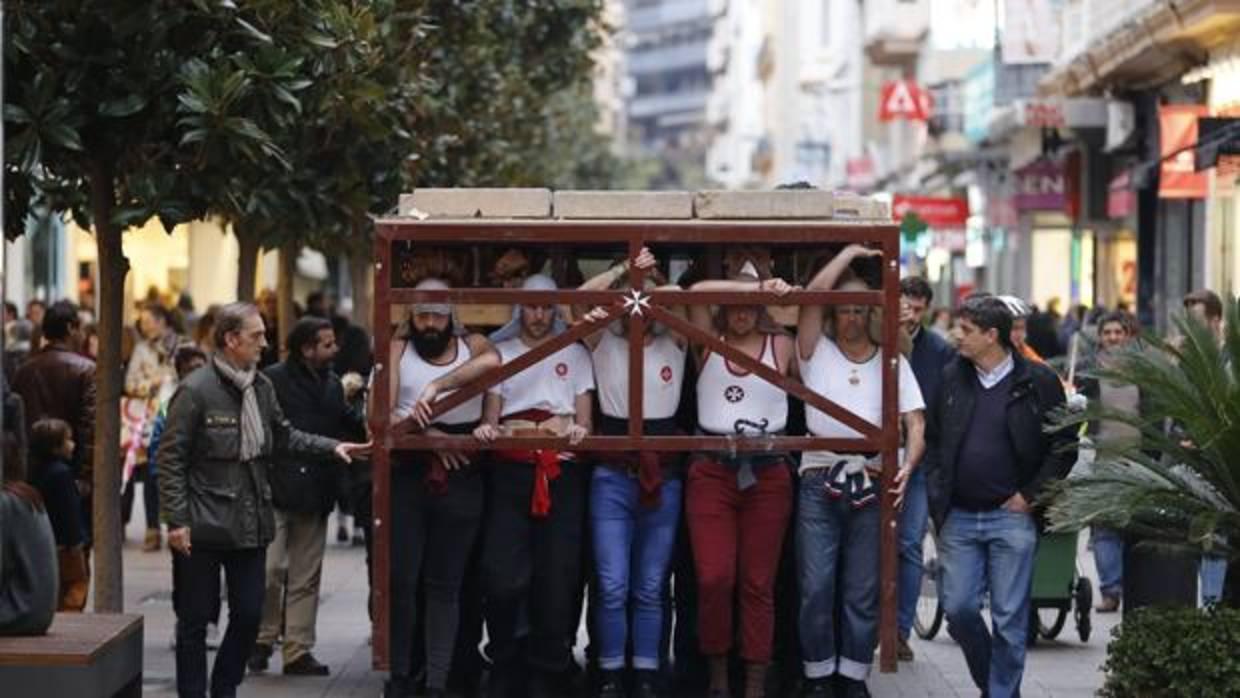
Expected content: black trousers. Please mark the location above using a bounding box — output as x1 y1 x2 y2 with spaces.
483 460 588 678
174 547 264 698
390 460 485 689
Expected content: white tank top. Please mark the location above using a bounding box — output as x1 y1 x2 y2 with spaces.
696 334 787 434
393 337 483 426
592 331 686 420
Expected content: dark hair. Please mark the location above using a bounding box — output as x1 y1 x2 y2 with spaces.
141 302 173 327
213 302 261 349
1183 289 1223 321
775 181 816 190
900 276 934 303
286 316 333 360
305 291 327 317
957 295 1014 351
173 343 208 378
27 299 46 311
1097 310 1130 334
42 300 81 342
4 301 16 317
30 418 72 466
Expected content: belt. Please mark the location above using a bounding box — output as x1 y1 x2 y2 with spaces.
598 415 681 509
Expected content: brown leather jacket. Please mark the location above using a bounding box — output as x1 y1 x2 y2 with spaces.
12 345 96 484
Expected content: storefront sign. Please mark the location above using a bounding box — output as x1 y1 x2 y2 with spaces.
879 80 932 122
1159 104 1209 199
1107 171 1135 219
1014 159 1066 211
846 156 877 189
1105 101 1136 152
891 195 970 228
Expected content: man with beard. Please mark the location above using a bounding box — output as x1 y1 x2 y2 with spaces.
473 274 595 698
250 317 366 676
382 278 501 698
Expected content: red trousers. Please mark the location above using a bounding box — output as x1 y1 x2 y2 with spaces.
685 458 793 662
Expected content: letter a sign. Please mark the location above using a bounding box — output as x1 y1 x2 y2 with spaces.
879 80 931 122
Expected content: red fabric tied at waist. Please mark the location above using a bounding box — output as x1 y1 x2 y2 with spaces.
425 454 449 496
637 451 663 509
496 408 569 518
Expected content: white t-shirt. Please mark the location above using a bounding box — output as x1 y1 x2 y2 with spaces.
592 331 686 420
393 337 483 425
697 334 788 434
799 335 924 439
490 337 595 418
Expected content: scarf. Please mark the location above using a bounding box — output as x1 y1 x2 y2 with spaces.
214 355 265 462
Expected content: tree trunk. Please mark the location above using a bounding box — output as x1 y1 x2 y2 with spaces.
277 241 297 360
88 160 127 613
348 220 373 333
236 228 261 302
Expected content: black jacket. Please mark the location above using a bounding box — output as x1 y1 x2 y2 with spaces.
263 359 364 515
157 361 339 550
924 352 1077 531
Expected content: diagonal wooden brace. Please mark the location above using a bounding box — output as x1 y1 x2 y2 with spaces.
646 305 882 442
414 303 624 425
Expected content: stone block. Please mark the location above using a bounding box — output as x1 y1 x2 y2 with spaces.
399 188 551 218
692 190 837 219
553 190 692 219
832 194 890 220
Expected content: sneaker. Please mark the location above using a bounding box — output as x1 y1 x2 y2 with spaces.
284 652 331 676
801 677 833 697
897 636 915 662
839 678 871 698
598 670 625 698
143 528 162 552
1096 594 1120 613
633 669 660 698
247 643 272 673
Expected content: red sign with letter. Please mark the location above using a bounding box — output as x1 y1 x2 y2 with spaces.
1159 104 1208 199
891 195 969 228
879 81 932 122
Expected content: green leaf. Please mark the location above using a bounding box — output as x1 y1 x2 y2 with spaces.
99 95 147 117
235 17 273 44
43 124 84 151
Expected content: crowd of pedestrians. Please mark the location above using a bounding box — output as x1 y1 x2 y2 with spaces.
0 244 1230 698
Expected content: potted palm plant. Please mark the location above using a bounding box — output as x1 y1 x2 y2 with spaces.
1044 303 1240 696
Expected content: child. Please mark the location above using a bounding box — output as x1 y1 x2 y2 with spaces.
28 418 89 611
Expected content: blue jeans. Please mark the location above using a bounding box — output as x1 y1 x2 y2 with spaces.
1201 555 1228 605
590 466 682 671
897 468 929 639
1092 527 1123 598
940 508 1037 698
796 469 880 681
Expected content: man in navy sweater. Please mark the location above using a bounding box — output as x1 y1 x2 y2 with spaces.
923 295 1076 698
894 277 956 661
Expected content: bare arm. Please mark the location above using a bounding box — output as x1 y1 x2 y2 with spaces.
798 244 882 361
689 277 793 360
413 334 503 428
892 409 926 509
473 391 504 442
567 390 594 446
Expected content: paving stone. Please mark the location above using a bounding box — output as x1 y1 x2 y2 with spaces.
553 190 692 219
399 188 551 218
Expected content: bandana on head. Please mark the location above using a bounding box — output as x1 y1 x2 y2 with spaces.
413 277 453 317
488 274 567 342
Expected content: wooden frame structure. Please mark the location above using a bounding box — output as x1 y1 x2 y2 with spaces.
370 217 905 672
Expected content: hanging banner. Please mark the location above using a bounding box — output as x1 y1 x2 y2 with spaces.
1107 171 1135 219
1159 104 1209 199
1014 159 1066 211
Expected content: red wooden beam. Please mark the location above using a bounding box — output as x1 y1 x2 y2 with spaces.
647 306 882 441
392 287 883 307
370 227 394 670
628 238 646 439
375 219 893 245
393 434 877 452
878 236 902 673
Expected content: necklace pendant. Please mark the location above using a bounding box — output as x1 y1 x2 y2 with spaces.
848 371 860 386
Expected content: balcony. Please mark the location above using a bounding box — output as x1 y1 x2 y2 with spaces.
1042 0 1240 95
864 0 930 66
627 0 711 33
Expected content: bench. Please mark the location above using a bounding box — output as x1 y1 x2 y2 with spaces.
0 613 143 698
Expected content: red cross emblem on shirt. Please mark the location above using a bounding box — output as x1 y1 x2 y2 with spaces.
660 366 673 383
555 362 568 377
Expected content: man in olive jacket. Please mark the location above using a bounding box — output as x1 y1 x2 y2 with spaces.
158 303 368 698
